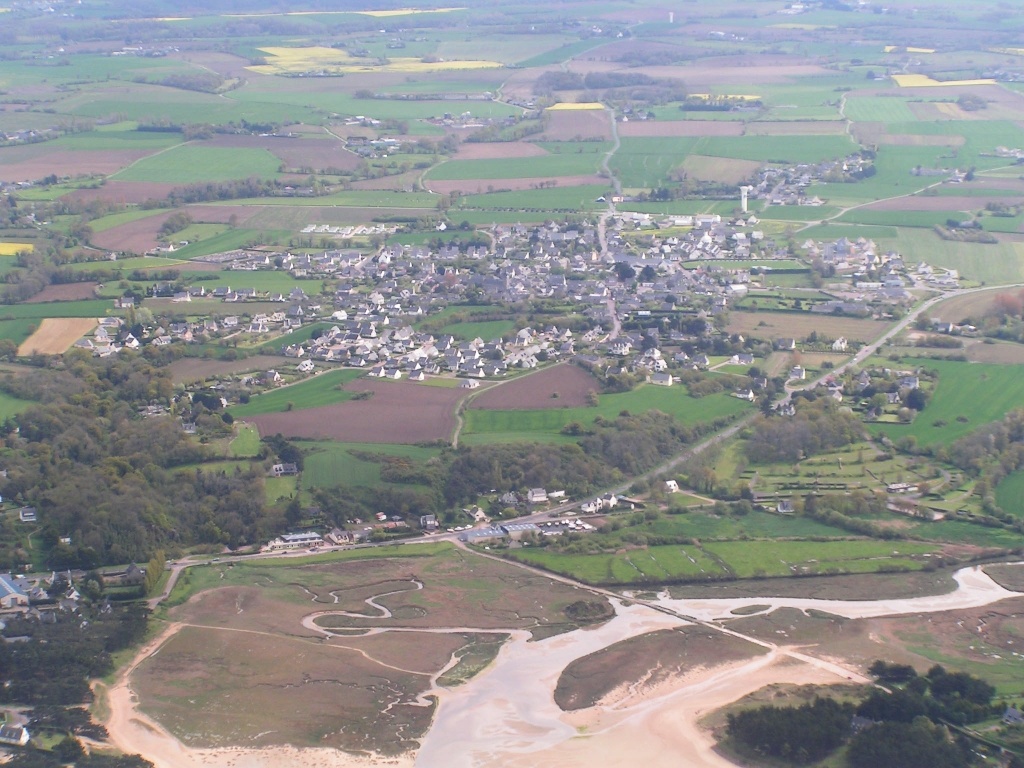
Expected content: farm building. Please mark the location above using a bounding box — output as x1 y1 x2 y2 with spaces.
266 532 324 551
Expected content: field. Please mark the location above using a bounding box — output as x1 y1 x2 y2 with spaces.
228 369 365 418
0 243 33 256
871 359 1024 447
249 378 467 443
17 317 96 355
112 145 282 184
301 441 442 490
725 311 890 343
462 384 750 443
505 537 940 585
471 364 600 409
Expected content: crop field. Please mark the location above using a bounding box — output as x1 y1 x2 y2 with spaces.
112 145 282 184
17 317 96 355
250 45 503 75
841 96 920 123
301 441 442 490
610 137 700 189
877 230 1024 285
0 243 33 256
229 369 364 417
870 359 1024 447
680 155 761 184
463 384 749 442
471 364 600 410
248 378 466 444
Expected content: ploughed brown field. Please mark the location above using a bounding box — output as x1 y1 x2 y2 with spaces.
540 109 614 141
63 182 181 205
91 205 259 254
167 354 290 385
453 142 548 160
0 148 154 183
203 134 364 173
24 282 98 302
470 364 600 409
250 378 465 443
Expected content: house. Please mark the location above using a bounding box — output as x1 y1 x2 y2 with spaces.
777 500 795 514
527 488 549 504
0 723 29 746
0 573 29 608
580 499 601 514
789 366 806 381
460 379 480 389
832 337 848 352
665 480 679 493
1003 706 1024 726
296 359 315 373
419 514 438 531
650 372 673 386
270 463 299 477
18 507 36 523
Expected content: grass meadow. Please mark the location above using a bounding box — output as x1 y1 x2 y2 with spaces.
301 441 442 490
229 369 364 417
464 384 750 441
871 360 1024 447
113 145 282 184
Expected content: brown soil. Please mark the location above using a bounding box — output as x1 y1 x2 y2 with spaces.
554 627 765 711
867 194 1015 211
540 109 614 141
746 121 848 135
454 142 548 160
92 205 258 254
879 133 966 146
63 182 180 205
167 355 293 385
428 174 607 194
202 134 364 173
23 282 98 302
726 311 891 343
348 171 423 191
985 563 1024 591
618 120 743 137
250 378 465 443
470 364 600 410
0 149 153 183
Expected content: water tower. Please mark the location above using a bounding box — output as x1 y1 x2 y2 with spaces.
739 185 752 213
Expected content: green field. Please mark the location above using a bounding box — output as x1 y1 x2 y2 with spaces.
459 184 609 212
112 145 282 184
504 535 938 585
0 390 33 420
842 96 919 123
995 471 1024 518
229 423 261 458
229 369 365 417
609 137 701 189
871 360 1024 447
301 441 442 490
702 539 937 578
464 384 749 441
426 152 604 181
441 319 516 341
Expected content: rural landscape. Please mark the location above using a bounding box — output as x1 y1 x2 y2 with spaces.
4 0 1024 766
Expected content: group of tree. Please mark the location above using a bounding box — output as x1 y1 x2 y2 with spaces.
745 398 864 463
727 661 998 768
0 353 298 570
